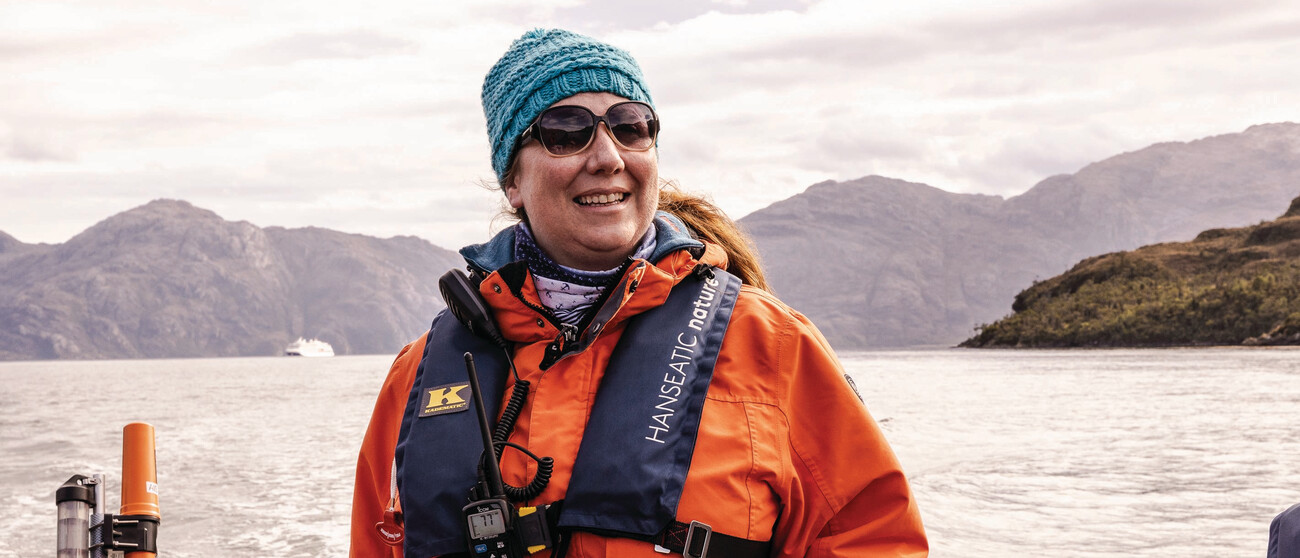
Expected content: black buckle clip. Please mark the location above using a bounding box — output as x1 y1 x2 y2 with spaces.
516 505 554 553
683 520 712 558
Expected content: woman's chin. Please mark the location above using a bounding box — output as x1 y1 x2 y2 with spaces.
556 231 643 269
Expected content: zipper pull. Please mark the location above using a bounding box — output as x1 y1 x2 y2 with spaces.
540 324 578 371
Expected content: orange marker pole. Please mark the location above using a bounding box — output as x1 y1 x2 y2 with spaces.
120 423 160 557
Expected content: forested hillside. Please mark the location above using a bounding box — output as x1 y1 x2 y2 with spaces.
963 197 1300 348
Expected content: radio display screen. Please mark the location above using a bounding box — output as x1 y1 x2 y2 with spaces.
468 509 507 539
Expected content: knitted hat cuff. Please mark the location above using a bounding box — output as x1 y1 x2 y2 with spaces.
493 67 650 181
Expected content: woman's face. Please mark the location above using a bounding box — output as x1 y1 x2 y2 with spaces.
506 92 659 271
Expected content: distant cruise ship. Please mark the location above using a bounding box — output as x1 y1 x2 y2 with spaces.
285 337 334 357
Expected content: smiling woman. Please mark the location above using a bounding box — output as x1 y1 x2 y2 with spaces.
350 28 927 558
505 92 661 271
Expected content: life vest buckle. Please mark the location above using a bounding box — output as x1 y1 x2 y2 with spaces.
683 520 712 558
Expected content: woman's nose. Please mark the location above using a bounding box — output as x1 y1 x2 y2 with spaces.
584 123 626 175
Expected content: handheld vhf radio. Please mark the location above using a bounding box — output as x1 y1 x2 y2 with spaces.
439 270 554 558
460 352 525 558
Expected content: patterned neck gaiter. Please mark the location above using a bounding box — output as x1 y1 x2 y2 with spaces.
514 222 656 326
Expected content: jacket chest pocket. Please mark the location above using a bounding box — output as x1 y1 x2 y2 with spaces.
674 399 786 543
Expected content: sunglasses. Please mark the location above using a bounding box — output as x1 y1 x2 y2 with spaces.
519 101 660 157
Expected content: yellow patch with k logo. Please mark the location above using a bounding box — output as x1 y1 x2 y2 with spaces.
419 382 470 417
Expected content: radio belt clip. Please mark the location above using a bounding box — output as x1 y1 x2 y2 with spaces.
515 505 554 554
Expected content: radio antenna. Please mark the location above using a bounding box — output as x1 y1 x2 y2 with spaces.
464 352 507 499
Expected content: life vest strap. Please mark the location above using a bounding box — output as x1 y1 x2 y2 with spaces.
532 500 769 558
652 519 771 558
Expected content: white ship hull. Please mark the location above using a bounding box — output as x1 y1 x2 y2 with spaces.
285 337 334 357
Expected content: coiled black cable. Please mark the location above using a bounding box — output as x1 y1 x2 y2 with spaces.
495 442 554 502
492 380 529 454
488 347 553 502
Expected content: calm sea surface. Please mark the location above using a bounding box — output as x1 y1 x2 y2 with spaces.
2 349 1297 557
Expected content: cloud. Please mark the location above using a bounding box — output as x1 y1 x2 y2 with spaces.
1220 15 1300 43
3 0 1299 248
0 110 267 168
800 126 927 173
967 128 1123 192
0 164 503 250
644 0 1288 93
954 0 1275 37
235 30 419 65
548 0 815 32
3 130 76 162
0 37 85 63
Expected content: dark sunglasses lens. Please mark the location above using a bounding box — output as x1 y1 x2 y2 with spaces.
607 103 657 150
537 107 595 156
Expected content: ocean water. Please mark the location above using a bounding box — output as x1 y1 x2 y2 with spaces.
2 348 1297 557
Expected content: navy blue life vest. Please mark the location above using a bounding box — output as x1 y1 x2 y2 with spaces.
395 268 743 558
1271 502 1300 558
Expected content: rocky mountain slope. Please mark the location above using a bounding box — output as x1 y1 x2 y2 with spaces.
0 200 461 360
0 231 25 253
961 196 1300 347
741 123 1300 348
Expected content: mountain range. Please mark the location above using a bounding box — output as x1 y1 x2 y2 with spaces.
742 123 1300 347
0 201 460 360
2 123 1299 359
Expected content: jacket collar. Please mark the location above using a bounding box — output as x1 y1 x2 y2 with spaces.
459 211 704 273
462 212 722 352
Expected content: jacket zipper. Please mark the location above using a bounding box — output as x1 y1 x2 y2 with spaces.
540 323 579 370
488 259 638 370
504 278 579 370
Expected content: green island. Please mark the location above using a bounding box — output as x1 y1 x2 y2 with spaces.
962 196 1300 348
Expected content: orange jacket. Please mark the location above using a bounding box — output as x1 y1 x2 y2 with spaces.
351 224 927 557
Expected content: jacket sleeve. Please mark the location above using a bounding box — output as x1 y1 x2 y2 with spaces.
774 311 928 558
350 337 426 558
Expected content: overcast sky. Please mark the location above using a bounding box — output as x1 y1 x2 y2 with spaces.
3 0 1298 249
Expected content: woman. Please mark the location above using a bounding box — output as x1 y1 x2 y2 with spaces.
351 29 927 557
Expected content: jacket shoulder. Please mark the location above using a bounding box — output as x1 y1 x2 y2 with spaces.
730 284 827 350
710 284 839 403
387 334 428 387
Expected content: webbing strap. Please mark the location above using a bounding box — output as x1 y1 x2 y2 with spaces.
655 520 772 558
542 500 771 558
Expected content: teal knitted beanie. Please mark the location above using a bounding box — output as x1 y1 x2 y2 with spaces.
482 28 655 183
